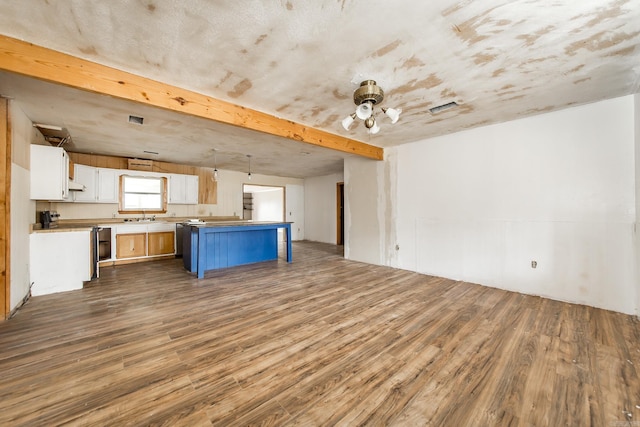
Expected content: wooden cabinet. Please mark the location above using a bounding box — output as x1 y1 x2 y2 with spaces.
30 145 70 200
148 231 175 256
116 233 146 259
110 223 176 262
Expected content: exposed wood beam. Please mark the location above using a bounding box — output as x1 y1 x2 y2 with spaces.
0 35 383 161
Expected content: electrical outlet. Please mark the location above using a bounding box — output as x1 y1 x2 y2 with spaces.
531 260 537 268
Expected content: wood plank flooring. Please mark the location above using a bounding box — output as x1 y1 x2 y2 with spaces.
0 241 639 426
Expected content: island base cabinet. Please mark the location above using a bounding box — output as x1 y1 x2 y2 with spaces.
116 233 146 259
30 230 91 295
148 231 175 256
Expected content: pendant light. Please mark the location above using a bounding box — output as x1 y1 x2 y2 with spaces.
213 149 219 181
247 154 252 180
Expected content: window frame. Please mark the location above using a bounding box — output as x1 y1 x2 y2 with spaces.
118 174 168 214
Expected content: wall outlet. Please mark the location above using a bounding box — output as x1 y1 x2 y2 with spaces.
531 260 537 268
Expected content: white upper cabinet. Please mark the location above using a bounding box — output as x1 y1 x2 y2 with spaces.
73 164 97 202
30 145 70 201
97 168 118 203
185 175 199 204
73 165 119 203
169 174 198 204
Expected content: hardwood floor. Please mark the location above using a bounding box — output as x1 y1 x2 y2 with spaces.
1 241 638 426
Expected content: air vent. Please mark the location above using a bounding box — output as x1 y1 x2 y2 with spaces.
128 115 144 125
429 101 459 114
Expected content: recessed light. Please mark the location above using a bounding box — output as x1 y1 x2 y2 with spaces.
128 115 144 125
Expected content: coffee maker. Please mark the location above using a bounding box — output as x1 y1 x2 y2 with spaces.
40 210 59 229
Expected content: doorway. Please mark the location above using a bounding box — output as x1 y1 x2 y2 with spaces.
243 184 285 239
336 182 344 246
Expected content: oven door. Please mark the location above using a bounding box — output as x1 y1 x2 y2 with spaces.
91 227 100 279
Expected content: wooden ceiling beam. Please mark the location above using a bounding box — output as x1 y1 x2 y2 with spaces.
0 35 383 161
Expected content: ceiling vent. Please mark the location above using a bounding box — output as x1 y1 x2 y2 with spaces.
128 115 144 125
429 101 459 114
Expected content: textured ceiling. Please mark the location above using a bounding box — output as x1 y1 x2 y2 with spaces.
0 0 639 178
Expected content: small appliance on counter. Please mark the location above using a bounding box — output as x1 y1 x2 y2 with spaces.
39 210 60 229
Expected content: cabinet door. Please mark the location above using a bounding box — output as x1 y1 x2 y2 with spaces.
168 174 185 204
116 233 146 258
148 231 175 256
73 164 97 202
185 175 199 204
30 145 69 200
97 168 118 203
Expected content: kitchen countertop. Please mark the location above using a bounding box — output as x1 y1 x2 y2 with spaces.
30 216 241 233
185 221 293 227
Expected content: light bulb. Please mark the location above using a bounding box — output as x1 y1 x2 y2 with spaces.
356 102 373 120
368 120 380 135
248 172 252 181
342 113 356 131
213 168 219 181
383 107 402 124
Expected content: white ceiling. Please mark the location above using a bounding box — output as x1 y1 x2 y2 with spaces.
0 0 639 178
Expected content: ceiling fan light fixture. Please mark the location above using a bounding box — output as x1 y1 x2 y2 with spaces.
355 102 373 120
382 107 401 124
368 119 380 135
341 80 401 135
342 113 356 131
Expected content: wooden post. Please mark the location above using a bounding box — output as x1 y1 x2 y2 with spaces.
0 97 9 319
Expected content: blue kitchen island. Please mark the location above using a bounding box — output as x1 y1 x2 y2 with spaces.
182 221 292 278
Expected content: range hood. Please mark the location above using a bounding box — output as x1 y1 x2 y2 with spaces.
68 180 85 191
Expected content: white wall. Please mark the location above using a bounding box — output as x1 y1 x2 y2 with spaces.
346 95 638 315
9 102 38 310
344 155 397 265
286 184 304 240
304 172 343 244
52 169 303 220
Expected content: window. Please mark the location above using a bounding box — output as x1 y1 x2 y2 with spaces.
119 175 167 213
